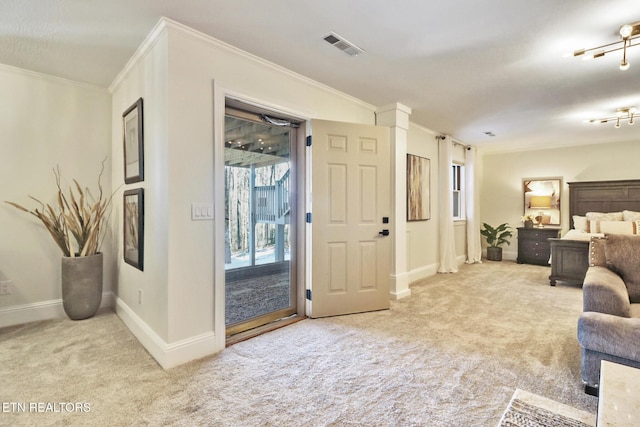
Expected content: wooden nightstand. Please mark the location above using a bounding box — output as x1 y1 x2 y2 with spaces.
516 227 561 266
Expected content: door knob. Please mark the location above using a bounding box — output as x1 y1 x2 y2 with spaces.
378 229 390 236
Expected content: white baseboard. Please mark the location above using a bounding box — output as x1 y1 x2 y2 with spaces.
390 288 411 300
502 249 518 261
389 272 411 300
0 292 115 329
405 256 475 287
115 298 220 369
407 263 438 284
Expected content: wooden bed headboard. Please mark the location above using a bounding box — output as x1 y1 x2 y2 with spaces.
568 179 640 229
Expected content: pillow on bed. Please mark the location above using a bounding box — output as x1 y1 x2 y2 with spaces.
623 210 640 221
589 236 607 267
572 215 589 232
586 211 624 221
598 220 635 235
562 229 593 240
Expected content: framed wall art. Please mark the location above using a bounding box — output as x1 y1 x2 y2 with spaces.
407 154 430 221
123 188 144 270
123 97 144 183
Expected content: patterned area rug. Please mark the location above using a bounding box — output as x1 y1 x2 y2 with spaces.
498 389 595 427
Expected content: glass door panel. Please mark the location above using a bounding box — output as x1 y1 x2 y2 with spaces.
224 106 296 337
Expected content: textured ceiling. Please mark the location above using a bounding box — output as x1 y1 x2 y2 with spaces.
2 0 640 151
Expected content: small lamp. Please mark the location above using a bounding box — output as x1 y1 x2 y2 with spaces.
530 195 552 228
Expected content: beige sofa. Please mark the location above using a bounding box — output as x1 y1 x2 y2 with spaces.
576 233 640 394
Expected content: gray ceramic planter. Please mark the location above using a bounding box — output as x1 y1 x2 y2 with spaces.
61 253 103 320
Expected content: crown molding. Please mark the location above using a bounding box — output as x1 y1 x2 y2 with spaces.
0 62 108 93
109 17 376 112
108 18 169 93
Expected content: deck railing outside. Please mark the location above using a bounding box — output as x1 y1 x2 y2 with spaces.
255 169 290 223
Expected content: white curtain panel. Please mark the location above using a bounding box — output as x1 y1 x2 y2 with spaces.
464 146 483 264
438 136 458 273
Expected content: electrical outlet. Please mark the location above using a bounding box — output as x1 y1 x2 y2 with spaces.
0 281 12 296
138 289 143 305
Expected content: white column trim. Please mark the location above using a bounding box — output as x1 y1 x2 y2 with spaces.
376 103 412 299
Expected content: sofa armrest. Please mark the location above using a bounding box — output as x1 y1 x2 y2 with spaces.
583 266 631 317
578 312 640 361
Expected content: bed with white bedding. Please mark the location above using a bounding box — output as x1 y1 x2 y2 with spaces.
548 179 640 286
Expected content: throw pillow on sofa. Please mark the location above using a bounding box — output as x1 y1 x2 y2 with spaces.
605 234 640 303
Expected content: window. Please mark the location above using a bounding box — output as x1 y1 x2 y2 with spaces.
452 163 465 220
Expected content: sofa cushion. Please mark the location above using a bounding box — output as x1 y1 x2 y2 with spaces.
605 234 640 303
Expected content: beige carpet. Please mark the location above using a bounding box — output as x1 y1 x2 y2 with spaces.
0 261 597 426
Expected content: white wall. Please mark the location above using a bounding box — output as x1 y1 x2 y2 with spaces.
0 65 112 327
405 125 470 280
480 140 640 259
110 31 171 343
406 124 439 279
109 19 382 367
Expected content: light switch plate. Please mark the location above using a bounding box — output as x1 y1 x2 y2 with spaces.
191 203 214 221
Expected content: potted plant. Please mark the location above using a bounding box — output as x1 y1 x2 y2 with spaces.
5 160 112 320
480 222 513 261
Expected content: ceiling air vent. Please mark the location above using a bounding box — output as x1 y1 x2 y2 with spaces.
324 32 364 57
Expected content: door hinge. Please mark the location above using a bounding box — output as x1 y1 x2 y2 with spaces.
306 289 312 301
306 212 312 223
306 135 312 147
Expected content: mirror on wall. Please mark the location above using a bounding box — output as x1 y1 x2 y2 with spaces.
523 178 561 226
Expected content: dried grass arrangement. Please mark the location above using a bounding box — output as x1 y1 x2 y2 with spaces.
5 160 112 258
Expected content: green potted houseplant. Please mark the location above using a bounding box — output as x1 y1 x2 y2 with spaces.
480 222 513 261
5 161 112 320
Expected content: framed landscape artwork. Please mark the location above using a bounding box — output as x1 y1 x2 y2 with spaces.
123 98 144 184
407 154 430 221
123 188 144 271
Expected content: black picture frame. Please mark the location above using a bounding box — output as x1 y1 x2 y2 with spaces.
123 98 144 183
407 154 431 221
123 188 144 271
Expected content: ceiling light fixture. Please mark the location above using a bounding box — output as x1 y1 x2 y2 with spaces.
588 107 637 127
573 21 640 70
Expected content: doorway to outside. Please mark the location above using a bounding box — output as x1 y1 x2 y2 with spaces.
223 102 300 340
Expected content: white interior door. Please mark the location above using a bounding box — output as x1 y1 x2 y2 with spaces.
309 119 391 318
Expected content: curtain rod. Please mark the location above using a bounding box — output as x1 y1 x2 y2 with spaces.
436 135 472 150
453 140 472 150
